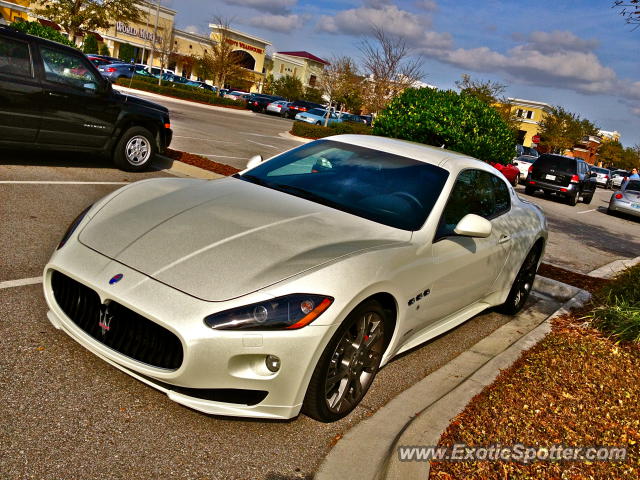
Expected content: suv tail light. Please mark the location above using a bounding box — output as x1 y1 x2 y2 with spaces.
615 193 623 199
106 67 117 72
528 164 534 173
570 175 580 183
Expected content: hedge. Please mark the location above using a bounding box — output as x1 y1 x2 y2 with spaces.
115 77 246 109
291 121 372 139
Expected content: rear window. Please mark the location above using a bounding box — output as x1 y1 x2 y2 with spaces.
626 181 640 192
535 154 576 172
0 36 32 77
590 167 609 174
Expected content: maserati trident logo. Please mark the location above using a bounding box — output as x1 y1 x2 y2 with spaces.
98 302 113 336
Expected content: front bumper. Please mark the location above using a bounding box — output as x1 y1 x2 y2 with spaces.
43 242 336 419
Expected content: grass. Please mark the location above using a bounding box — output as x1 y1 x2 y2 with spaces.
429 265 640 479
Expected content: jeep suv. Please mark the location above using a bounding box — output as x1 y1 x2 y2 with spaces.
525 154 597 205
0 26 172 171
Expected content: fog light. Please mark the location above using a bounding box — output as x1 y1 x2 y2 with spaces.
265 355 281 372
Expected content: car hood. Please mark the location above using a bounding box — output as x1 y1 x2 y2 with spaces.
79 177 410 301
120 92 169 114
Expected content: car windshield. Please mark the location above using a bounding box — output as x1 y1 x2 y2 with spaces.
521 146 538 157
591 167 609 173
237 140 449 231
625 180 640 192
307 108 328 116
535 154 576 172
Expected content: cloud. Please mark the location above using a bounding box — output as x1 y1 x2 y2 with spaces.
246 14 302 32
317 5 431 38
226 0 296 15
184 25 200 34
415 0 438 11
524 30 599 55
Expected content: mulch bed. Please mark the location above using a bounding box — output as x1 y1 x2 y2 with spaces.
538 263 611 293
121 85 248 111
430 317 640 479
165 148 240 176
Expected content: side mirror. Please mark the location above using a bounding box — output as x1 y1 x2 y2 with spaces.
512 162 519 166
454 214 492 238
246 154 263 170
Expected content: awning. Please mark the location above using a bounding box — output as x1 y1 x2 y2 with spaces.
38 19 61 31
79 30 104 42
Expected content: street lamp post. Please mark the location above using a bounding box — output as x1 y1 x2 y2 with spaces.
147 0 161 67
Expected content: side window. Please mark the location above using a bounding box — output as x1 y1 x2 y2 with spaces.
491 174 511 215
437 170 507 239
39 46 100 91
0 36 32 77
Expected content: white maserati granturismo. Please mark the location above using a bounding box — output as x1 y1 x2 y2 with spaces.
43 135 547 422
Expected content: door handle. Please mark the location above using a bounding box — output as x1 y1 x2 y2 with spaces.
498 235 511 244
47 91 67 98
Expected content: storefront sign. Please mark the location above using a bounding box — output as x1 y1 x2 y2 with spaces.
116 21 156 42
225 38 263 55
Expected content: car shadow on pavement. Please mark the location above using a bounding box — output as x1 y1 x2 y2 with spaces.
1 148 115 169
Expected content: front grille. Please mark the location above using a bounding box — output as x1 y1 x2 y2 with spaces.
51 270 183 370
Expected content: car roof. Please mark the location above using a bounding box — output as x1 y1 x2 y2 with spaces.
325 135 496 173
0 24 80 52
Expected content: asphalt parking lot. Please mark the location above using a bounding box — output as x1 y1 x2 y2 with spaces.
2 102 640 479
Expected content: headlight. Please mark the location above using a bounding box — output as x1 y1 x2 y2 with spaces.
57 204 93 250
204 294 333 330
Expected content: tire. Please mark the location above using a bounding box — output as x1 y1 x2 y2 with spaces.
303 299 388 422
567 192 578 206
316 121 322 125
496 244 541 315
511 175 519 187
583 193 593 205
113 126 156 172
524 185 535 195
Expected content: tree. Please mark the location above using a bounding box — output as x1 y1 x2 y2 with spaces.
358 26 424 114
271 75 305 101
319 56 363 124
33 0 141 41
118 43 135 63
598 140 625 167
373 88 515 165
303 87 324 104
99 43 111 56
209 16 250 89
613 1 640 29
538 106 599 153
9 20 76 48
152 27 176 85
455 74 520 134
82 34 99 54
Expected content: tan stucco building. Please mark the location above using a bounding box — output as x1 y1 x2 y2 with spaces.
0 0 29 24
270 51 328 89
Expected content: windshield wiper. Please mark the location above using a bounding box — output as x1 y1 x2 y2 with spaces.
270 183 342 209
239 174 270 187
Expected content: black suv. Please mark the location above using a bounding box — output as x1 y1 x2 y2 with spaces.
525 154 597 205
0 26 172 171
246 93 284 113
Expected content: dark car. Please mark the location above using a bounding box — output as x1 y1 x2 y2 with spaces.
286 100 324 119
524 154 597 205
86 54 121 67
97 63 155 82
247 93 285 113
0 25 172 171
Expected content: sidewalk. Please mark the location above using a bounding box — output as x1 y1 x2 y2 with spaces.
316 256 639 480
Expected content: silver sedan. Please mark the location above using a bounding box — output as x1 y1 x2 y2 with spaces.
608 179 640 218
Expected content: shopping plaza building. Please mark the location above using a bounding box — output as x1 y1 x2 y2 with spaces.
0 0 327 92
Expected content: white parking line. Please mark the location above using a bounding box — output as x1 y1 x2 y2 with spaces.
190 153 247 159
247 139 279 149
172 135 234 144
0 181 129 185
0 276 43 289
577 209 597 214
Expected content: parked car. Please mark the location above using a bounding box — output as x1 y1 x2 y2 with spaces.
524 154 597 205
490 161 520 186
589 166 612 189
515 144 539 159
513 155 537 179
0 25 172 171
86 54 120 67
247 94 285 113
286 100 324 119
266 100 291 117
185 80 217 94
608 179 640 218
358 114 373 126
161 73 190 84
43 135 547 422
97 63 155 82
295 108 341 126
611 169 630 188
338 112 366 124
149 66 176 77
218 88 229 97
224 90 250 101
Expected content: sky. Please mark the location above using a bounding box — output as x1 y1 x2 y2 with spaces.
162 0 640 147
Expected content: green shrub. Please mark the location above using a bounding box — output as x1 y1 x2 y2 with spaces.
291 120 372 139
115 77 245 108
99 43 111 56
589 264 640 342
82 34 99 54
9 21 76 48
373 88 515 165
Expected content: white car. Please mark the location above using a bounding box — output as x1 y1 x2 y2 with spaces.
224 90 249 101
265 100 290 116
610 169 630 188
43 135 547 422
514 155 537 179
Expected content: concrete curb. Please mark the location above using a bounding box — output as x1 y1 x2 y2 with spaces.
278 131 313 143
152 155 225 180
314 276 589 480
587 255 640 279
113 85 256 116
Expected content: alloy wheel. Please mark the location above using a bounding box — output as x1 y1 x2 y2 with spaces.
125 135 151 165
